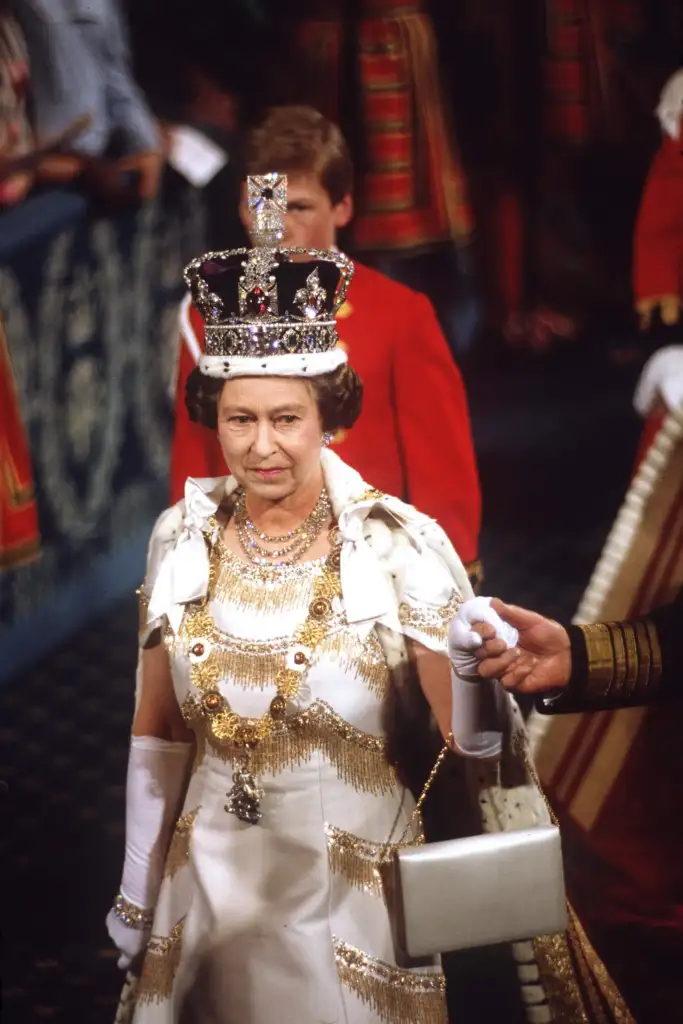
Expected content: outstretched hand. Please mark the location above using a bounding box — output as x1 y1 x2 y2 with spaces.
473 599 572 694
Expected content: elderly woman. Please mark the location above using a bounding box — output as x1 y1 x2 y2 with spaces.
107 176 632 1024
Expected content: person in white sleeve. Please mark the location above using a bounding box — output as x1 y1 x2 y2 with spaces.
107 174 631 1024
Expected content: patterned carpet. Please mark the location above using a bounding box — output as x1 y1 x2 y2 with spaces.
1 344 642 1022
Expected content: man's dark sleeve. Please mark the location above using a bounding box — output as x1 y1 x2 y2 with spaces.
536 589 683 714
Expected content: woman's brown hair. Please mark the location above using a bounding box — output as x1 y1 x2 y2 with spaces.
185 363 363 435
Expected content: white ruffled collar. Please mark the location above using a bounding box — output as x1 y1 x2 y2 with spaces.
148 449 434 634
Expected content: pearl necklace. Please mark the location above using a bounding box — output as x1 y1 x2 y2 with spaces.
233 487 332 565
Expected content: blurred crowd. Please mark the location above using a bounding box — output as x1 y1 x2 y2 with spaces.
0 0 165 206
2 0 682 353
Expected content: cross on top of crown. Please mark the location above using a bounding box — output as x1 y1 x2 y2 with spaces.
247 173 288 248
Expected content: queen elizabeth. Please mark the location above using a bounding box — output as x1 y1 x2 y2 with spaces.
107 175 632 1024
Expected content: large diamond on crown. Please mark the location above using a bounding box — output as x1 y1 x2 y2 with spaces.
248 173 287 248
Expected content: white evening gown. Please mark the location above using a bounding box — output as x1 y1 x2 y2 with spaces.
128 540 449 1024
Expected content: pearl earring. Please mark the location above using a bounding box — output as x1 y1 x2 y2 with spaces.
322 432 334 448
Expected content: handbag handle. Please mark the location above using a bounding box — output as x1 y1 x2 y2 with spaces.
379 732 454 863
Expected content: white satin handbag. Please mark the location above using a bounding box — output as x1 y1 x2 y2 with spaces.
379 741 568 960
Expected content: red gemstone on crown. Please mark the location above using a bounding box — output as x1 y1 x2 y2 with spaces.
246 287 271 315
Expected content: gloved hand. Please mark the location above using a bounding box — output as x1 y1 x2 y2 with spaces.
448 596 519 681
106 903 151 970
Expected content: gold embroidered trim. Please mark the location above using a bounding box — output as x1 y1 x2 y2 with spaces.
609 625 627 696
326 822 424 899
164 809 199 879
212 542 326 613
355 488 385 503
565 904 636 1022
579 619 664 706
182 696 397 795
398 593 461 643
532 932 591 1023
622 624 639 696
136 920 185 1006
579 623 615 696
334 938 447 1024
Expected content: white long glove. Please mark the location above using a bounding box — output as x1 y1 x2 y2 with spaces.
447 597 519 758
633 345 683 418
106 735 192 969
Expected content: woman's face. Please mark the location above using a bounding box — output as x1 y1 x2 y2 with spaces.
217 376 324 502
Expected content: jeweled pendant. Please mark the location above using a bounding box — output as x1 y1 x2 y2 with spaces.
225 766 263 825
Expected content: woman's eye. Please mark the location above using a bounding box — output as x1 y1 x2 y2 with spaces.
229 416 251 425
278 416 298 425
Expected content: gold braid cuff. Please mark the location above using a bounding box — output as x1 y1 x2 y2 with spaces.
578 619 662 706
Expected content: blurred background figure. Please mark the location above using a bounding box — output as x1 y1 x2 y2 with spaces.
13 0 164 202
633 68 683 337
291 0 478 358
0 0 33 205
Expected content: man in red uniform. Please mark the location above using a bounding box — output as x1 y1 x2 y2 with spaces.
171 105 482 575
628 68 683 469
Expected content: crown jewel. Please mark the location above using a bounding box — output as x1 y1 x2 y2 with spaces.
184 174 354 378
248 172 287 247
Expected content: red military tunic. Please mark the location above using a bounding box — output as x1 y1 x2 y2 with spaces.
170 260 481 566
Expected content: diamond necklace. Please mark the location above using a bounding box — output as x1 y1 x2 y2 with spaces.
233 487 332 565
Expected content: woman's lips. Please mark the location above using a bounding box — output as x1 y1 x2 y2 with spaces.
252 468 284 478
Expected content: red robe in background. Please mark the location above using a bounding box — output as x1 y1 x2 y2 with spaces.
0 315 39 569
171 260 482 568
296 0 473 255
633 130 683 330
473 0 649 337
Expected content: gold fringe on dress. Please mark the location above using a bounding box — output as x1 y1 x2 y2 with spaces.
183 696 397 796
164 809 199 879
326 823 424 901
180 615 388 698
212 541 325 614
321 629 390 698
193 635 289 691
136 920 185 1006
334 937 447 1024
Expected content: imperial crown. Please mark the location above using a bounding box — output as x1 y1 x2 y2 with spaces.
183 174 354 379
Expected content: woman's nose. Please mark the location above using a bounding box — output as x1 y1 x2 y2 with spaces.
252 421 275 457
